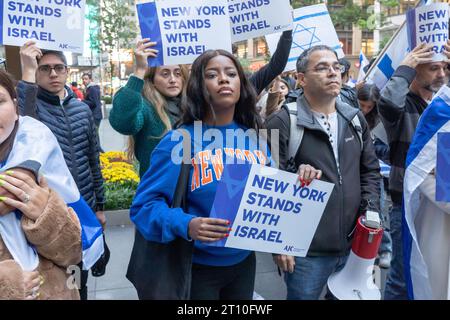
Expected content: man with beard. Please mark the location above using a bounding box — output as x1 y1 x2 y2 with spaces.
378 41 450 300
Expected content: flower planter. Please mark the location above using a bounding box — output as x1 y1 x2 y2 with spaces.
105 209 132 227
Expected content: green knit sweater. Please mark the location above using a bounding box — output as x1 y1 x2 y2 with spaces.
109 75 175 177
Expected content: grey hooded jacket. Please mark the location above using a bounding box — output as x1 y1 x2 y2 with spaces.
265 94 380 256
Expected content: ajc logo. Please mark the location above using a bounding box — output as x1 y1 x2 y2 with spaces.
283 245 304 253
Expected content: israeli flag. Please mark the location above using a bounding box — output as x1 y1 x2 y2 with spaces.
367 0 429 89
0 117 104 270
379 160 390 179
357 50 369 82
403 85 450 299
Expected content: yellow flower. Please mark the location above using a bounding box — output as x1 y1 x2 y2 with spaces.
100 151 139 184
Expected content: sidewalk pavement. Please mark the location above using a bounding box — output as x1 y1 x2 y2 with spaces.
99 117 127 153
87 221 287 300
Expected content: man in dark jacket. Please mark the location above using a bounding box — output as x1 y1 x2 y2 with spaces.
265 45 380 300
82 73 103 128
17 40 106 300
378 42 450 300
338 58 359 109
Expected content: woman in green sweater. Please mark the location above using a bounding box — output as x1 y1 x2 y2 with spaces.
109 38 188 176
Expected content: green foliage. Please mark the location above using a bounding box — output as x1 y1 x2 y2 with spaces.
380 0 399 8
101 95 113 104
378 34 392 53
290 0 323 8
238 57 251 71
86 0 137 83
104 181 137 210
86 0 101 53
291 0 397 31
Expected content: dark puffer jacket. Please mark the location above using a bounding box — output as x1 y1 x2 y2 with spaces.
17 80 105 211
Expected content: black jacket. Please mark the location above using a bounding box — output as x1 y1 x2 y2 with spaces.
339 85 360 109
83 84 103 124
249 30 292 95
265 94 380 256
17 81 105 211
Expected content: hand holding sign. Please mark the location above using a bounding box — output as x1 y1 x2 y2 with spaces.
20 41 43 83
407 2 449 62
134 38 159 79
273 254 295 273
188 217 230 242
400 43 434 69
297 164 322 187
208 163 334 257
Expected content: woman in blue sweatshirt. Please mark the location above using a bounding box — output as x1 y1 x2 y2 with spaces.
130 49 319 300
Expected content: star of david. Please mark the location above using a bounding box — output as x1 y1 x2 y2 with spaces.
222 167 246 199
292 23 321 51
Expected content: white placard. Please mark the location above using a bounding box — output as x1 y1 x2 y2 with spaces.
266 4 344 72
229 0 293 42
407 2 449 61
136 0 232 66
209 163 334 257
1 0 85 53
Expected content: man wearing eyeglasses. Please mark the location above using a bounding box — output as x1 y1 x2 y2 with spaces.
378 41 450 300
16 41 105 300
265 45 380 300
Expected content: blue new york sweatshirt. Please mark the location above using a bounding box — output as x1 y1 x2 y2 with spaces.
130 121 270 266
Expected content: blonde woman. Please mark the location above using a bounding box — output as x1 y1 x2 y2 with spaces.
109 38 188 177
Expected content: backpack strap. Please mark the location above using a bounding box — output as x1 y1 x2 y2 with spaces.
286 103 364 163
350 113 364 152
286 102 304 161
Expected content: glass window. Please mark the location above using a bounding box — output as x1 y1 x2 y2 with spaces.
236 41 247 59
253 37 267 57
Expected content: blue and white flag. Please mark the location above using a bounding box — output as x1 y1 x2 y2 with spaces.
379 160 390 178
403 85 450 300
357 50 369 82
0 116 104 270
367 0 429 89
265 3 344 72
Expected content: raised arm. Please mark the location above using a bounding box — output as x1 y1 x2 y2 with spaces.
109 39 159 135
378 44 433 124
249 30 293 95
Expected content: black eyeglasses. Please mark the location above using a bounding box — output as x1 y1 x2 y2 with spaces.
306 64 345 74
38 64 67 75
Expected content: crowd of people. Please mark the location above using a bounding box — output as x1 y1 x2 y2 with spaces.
0 28 449 300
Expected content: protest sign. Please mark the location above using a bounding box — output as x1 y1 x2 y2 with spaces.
229 0 293 42
136 0 232 66
436 132 450 202
265 3 344 72
0 0 85 53
407 2 449 61
208 163 334 256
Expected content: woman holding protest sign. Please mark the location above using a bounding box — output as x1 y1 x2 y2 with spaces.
109 38 189 177
128 49 322 299
0 70 82 300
